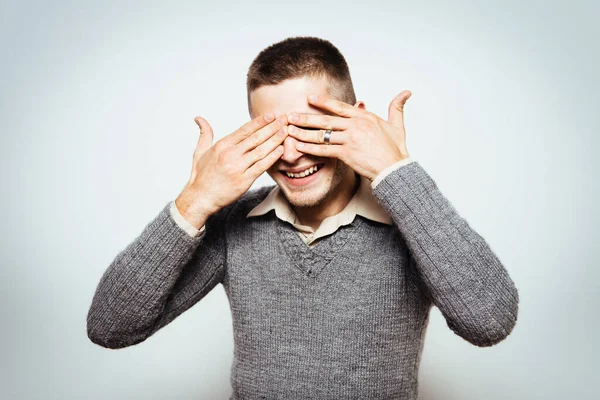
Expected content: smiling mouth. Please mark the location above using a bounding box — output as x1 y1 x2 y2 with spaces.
280 163 325 179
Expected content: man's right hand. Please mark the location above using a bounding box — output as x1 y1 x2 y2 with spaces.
174 113 288 230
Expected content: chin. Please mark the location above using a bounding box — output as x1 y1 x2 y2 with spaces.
283 184 331 208
277 175 332 208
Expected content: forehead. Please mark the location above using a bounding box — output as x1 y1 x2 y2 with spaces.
250 76 332 118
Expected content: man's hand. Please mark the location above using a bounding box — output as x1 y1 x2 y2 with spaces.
286 91 412 182
175 113 288 229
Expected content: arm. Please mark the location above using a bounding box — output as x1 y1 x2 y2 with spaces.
86 200 228 349
87 110 289 349
371 161 519 347
282 90 519 346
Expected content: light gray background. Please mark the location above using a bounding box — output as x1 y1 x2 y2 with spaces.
1 0 598 399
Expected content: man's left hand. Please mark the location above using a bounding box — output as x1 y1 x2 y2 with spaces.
286 90 412 182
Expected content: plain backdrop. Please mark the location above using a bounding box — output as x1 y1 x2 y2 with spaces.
1 0 598 399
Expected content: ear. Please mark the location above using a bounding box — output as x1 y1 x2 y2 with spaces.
354 100 366 110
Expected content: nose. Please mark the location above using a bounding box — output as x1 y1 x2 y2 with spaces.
280 136 304 164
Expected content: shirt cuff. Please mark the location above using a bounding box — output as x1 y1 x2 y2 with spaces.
169 200 206 238
371 157 415 189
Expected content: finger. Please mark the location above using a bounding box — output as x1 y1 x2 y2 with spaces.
194 116 214 155
295 141 343 159
287 112 349 131
237 115 287 154
225 113 280 145
287 125 345 145
387 90 411 128
306 93 364 118
241 125 288 167
245 145 284 180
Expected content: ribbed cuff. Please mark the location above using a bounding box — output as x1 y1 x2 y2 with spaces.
371 157 415 189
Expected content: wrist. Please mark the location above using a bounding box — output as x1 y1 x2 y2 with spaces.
175 187 215 230
371 152 411 181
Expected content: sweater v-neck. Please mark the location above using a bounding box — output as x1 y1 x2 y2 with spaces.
275 212 366 279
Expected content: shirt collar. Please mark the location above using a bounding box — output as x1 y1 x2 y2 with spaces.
246 173 392 226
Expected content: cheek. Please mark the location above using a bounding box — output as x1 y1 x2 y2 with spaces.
325 159 337 172
266 168 279 179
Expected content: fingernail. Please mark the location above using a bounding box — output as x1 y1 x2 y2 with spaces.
265 113 275 121
308 94 318 102
288 113 298 122
288 125 296 133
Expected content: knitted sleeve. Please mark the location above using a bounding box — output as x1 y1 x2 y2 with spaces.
86 200 229 349
372 161 519 347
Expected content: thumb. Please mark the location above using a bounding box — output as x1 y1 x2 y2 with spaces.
387 90 412 128
193 116 214 156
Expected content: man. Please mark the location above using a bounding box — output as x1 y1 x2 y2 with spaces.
87 36 519 399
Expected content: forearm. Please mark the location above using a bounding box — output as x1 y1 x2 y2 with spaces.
86 201 209 349
372 161 519 347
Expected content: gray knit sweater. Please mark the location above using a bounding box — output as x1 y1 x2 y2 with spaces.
87 161 519 399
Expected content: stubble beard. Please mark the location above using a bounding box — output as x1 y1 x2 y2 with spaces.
278 161 349 208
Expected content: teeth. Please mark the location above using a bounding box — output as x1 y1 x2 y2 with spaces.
285 164 319 178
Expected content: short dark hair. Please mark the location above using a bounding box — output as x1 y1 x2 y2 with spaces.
246 36 356 115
